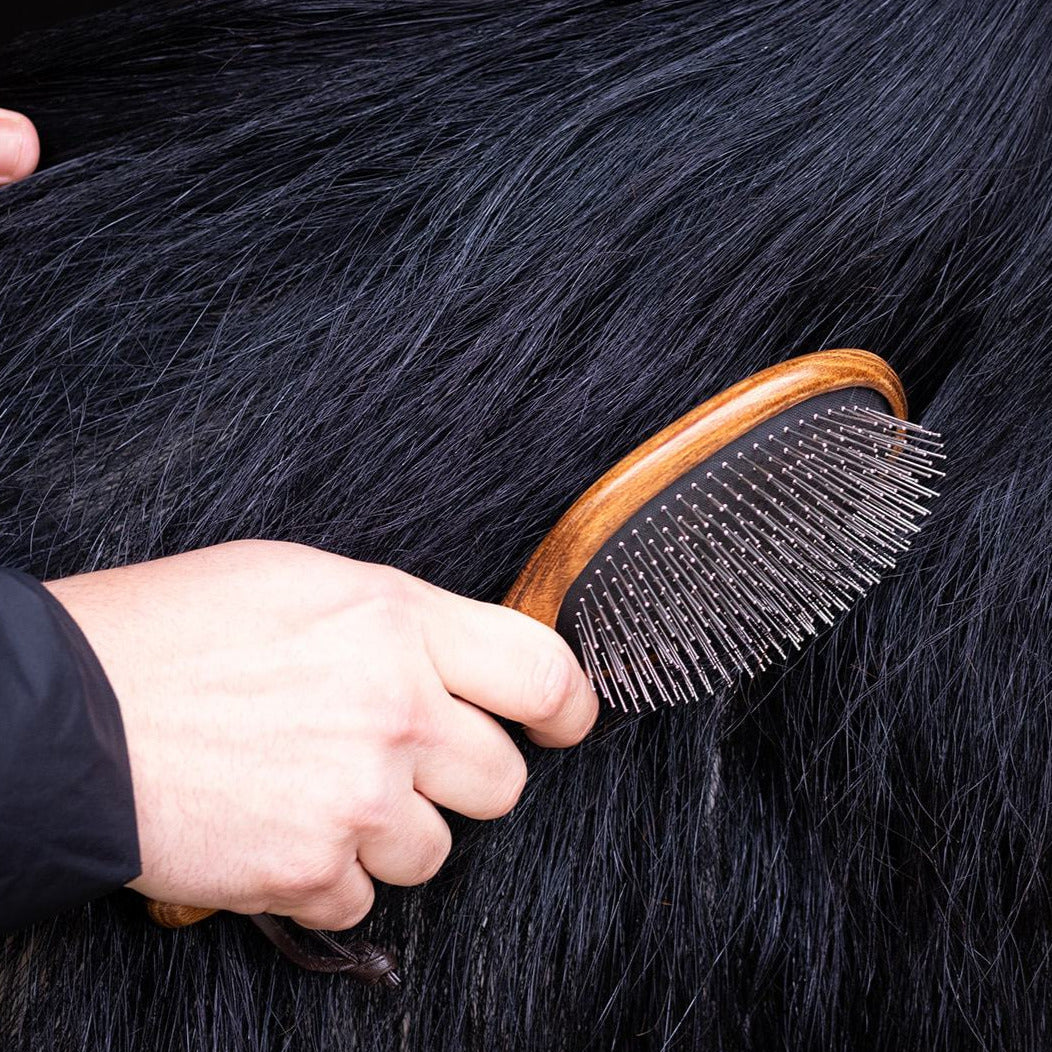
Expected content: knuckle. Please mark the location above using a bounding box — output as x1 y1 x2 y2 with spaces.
286 869 375 931
401 699 434 746
323 877 375 931
414 824 452 883
340 878 376 929
486 752 528 817
292 903 342 931
378 690 433 748
364 566 419 621
277 850 344 899
222 537 302 561
212 537 272 567
344 571 424 653
219 537 269 554
348 782 397 834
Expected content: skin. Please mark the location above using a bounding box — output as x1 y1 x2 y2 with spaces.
0 107 39 184
46 541 599 929
6 109 597 931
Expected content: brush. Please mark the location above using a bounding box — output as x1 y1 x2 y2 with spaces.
145 347 943 980
506 347 943 709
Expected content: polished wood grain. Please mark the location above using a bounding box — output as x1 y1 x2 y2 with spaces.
148 347 905 929
147 901 217 927
503 348 907 627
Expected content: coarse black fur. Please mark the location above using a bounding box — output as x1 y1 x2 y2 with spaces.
1 1 1051 1048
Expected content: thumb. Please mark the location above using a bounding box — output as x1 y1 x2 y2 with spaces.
0 108 39 185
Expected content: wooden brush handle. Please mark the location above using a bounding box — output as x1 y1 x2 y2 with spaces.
147 901 218 927
146 346 905 929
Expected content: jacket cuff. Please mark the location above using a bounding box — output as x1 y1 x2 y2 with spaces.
0 568 141 931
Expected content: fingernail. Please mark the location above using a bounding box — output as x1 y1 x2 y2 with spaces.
0 109 39 184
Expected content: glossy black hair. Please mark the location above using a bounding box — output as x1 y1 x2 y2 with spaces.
2 1 1051 1047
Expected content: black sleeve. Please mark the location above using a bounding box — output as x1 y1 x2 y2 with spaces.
0 568 141 931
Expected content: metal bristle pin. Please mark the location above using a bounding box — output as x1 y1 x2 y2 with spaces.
571 404 943 711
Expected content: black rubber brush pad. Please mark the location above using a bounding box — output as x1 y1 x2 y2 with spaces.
554 385 892 650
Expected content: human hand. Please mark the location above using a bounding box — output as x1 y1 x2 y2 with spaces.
0 108 38 185
45 541 598 930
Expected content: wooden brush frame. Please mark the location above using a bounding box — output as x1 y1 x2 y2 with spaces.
148 902 218 927
148 346 905 930
503 347 907 628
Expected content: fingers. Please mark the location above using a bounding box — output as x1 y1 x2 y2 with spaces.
0 109 39 185
419 587 599 748
356 790 452 887
287 859 375 931
265 786 452 930
414 692 528 819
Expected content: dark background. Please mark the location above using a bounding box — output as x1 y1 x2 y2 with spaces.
7 1 125 37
